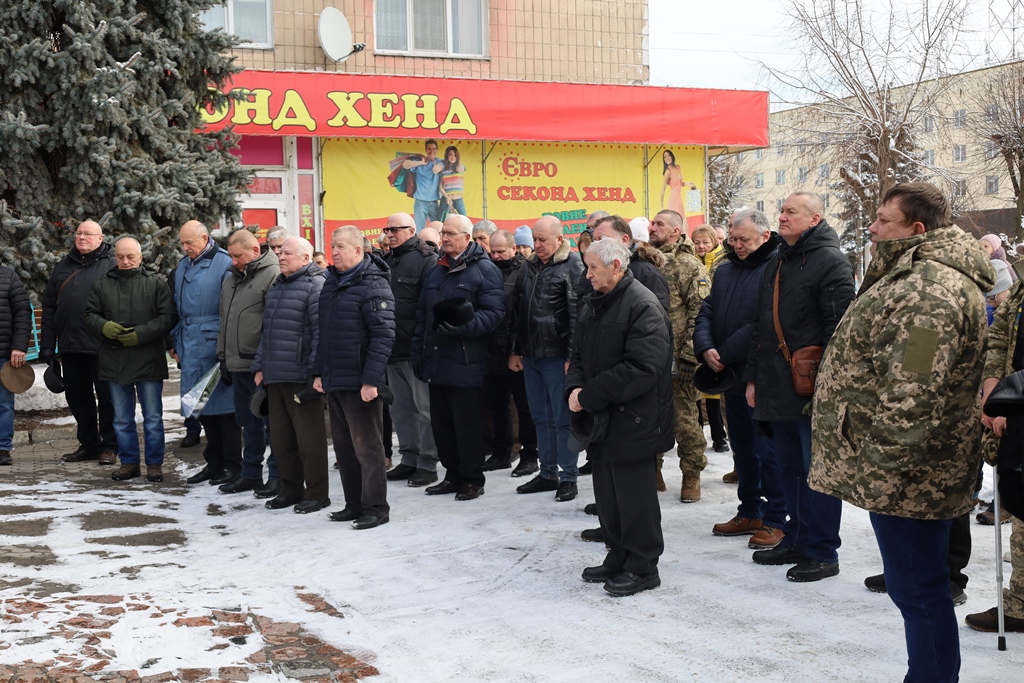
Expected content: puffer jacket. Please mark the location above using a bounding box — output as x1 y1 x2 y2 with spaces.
252 263 324 385
218 249 279 372
565 270 674 462
743 220 855 421
693 234 782 377
0 266 30 357
412 241 505 388
486 254 527 375
40 242 116 354
314 254 395 392
512 240 584 359
383 235 438 363
577 242 670 315
809 226 994 520
83 267 178 384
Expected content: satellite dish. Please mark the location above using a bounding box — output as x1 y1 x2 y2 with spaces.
319 7 355 62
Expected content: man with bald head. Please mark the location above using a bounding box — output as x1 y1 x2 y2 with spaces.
173 220 242 487
40 220 119 465
216 229 281 496
381 212 442 487
84 237 177 482
420 226 441 248
509 215 584 500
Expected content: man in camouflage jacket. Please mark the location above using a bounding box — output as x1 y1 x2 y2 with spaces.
810 182 994 683
648 209 710 502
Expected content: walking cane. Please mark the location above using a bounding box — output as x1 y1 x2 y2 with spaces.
994 465 1007 651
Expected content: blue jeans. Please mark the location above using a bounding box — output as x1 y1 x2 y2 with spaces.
446 197 466 217
387 361 438 471
770 417 842 562
232 372 278 481
871 513 959 683
109 381 164 465
414 198 440 231
0 356 13 451
724 390 786 527
523 356 576 482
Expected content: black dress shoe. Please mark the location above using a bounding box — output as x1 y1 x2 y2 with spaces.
219 477 262 494
455 483 485 501
511 459 539 477
386 463 417 481
265 494 303 510
329 507 363 522
584 503 598 516
713 440 730 453
555 481 578 502
425 479 460 495
578 461 593 475
253 479 282 499
352 514 390 530
516 474 559 494
294 498 331 514
180 432 201 448
581 528 604 543
864 573 887 593
582 564 620 583
604 571 661 596
481 454 514 471
786 559 840 582
752 546 808 566
61 446 98 463
186 467 219 485
408 468 439 487
210 469 240 486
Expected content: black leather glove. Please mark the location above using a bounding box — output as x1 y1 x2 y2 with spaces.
436 321 460 336
39 349 55 364
219 359 233 386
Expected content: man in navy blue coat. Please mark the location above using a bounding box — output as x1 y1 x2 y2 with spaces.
412 214 505 501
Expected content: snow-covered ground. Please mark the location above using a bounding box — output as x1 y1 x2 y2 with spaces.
1 417 1021 681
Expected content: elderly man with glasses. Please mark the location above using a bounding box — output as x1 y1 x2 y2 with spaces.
381 212 442 488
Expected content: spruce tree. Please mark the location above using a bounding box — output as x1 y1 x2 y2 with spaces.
0 1 249 300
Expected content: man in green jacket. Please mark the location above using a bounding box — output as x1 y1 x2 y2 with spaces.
809 182 994 683
84 238 178 483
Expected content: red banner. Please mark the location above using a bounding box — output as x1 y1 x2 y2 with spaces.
202 70 768 147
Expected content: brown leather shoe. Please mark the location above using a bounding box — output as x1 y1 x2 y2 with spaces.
749 526 785 549
61 447 98 463
976 509 1012 525
712 516 762 536
965 607 1024 632
655 468 666 492
98 450 118 465
111 464 141 481
146 465 163 483
722 470 739 484
680 473 701 503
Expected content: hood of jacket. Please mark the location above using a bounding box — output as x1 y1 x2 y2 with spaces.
390 234 435 259
725 232 782 269
632 242 666 269
329 251 391 287
230 247 278 280
861 225 997 295
71 241 114 265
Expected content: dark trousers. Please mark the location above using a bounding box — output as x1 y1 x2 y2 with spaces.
705 398 727 444
232 371 278 481
872 513 960 683
382 402 393 458
429 384 486 487
724 389 786 527
948 512 971 589
327 390 388 516
270 383 329 500
61 353 117 453
198 412 242 474
593 457 664 576
484 372 538 461
184 413 201 436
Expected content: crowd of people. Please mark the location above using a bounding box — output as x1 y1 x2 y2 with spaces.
1 182 1023 680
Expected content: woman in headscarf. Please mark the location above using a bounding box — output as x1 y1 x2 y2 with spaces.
979 234 1017 280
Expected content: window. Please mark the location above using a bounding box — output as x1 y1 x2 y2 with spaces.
986 176 1000 194
953 144 967 163
735 152 745 163
986 143 1000 160
776 144 785 156
376 0 488 57
797 142 807 154
923 149 935 165
776 198 784 211
951 179 967 197
755 148 764 160
923 114 935 133
986 104 1000 122
776 170 786 185
953 109 967 128
755 200 765 212
824 193 830 208
755 172 764 188
798 166 809 184
819 163 830 179
200 1 273 48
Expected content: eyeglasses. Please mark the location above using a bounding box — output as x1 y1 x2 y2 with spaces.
440 230 467 238
382 226 414 234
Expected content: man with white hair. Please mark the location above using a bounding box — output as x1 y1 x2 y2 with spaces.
472 219 497 255
265 226 288 257
412 214 504 501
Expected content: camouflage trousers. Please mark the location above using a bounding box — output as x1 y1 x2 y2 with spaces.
657 371 706 474
1005 516 1024 619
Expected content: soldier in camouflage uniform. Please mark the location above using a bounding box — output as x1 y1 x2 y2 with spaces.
965 275 1024 633
810 183 995 682
648 209 710 502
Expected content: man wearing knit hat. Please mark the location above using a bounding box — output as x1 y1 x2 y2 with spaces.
514 226 534 259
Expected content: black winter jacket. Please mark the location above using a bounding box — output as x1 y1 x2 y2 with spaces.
0 266 31 358
512 240 584 359
577 242 670 315
743 222 855 420
566 270 674 462
693 234 782 381
252 263 325 385
383 236 438 363
486 254 527 375
83 267 178 383
40 242 116 354
314 254 396 392
412 241 505 388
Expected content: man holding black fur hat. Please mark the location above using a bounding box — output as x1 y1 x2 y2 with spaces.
412 213 504 501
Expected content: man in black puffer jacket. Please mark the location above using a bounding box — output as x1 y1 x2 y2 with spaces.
40 220 118 465
412 214 504 501
315 227 396 529
0 262 31 466
566 238 673 597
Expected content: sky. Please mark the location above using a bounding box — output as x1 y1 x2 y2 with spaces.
648 0 1015 94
